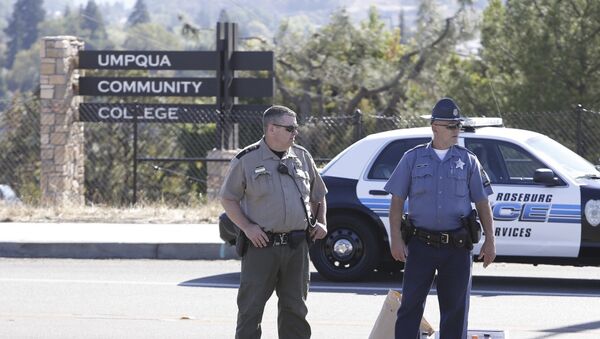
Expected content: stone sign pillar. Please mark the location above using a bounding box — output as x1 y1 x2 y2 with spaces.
40 36 85 205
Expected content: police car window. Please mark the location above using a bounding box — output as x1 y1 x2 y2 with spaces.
497 143 545 183
464 139 506 184
526 135 599 178
368 138 430 180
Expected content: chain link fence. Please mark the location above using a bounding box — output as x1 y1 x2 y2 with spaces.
1 98 599 206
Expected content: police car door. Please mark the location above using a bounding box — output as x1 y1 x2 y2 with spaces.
464 138 580 258
356 137 431 245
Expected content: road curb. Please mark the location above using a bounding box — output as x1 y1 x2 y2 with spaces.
0 242 239 260
0 222 240 260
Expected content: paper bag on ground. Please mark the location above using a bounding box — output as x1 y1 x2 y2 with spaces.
368 290 435 339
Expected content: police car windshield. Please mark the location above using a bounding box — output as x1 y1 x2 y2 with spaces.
526 135 600 178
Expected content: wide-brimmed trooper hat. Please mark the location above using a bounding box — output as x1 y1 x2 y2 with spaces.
421 97 464 121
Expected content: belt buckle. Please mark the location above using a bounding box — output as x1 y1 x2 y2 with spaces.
274 233 288 246
440 233 449 244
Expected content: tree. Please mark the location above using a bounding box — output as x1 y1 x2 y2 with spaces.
127 0 150 27
0 92 41 203
81 1 106 39
80 0 110 49
3 0 45 68
479 0 600 112
273 3 474 119
435 0 600 163
123 23 182 50
40 6 82 37
5 42 40 92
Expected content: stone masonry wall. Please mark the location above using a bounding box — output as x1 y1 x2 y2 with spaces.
40 36 85 205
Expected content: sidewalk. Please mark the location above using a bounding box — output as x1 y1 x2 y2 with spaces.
0 222 238 260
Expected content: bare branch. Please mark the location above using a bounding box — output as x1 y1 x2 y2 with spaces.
343 14 454 114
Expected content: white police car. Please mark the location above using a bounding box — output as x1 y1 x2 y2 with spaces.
309 118 600 281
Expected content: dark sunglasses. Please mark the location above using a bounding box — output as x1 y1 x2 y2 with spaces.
273 123 299 133
433 123 462 130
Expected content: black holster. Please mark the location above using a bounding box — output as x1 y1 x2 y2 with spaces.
401 215 415 244
461 209 482 250
219 213 239 246
236 232 249 257
451 228 470 249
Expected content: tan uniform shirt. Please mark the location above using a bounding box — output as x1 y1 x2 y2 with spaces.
219 138 327 233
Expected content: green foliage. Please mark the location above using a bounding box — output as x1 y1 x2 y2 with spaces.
3 0 45 68
434 0 600 163
122 23 183 50
127 0 151 27
5 42 40 92
85 123 134 205
40 6 82 37
8 0 600 206
80 0 111 49
0 92 41 203
435 53 505 116
479 0 600 112
274 8 401 117
40 3 113 50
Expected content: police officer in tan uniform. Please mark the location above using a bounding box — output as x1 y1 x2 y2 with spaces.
220 105 327 339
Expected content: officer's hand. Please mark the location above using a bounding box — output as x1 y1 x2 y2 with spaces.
309 222 327 241
478 238 496 268
391 239 408 262
244 224 269 248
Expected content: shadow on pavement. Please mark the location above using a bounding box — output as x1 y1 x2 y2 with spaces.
470 276 600 297
534 320 600 338
177 269 402 295
179 271 600 297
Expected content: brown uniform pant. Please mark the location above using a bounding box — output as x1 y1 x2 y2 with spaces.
235 241 310 339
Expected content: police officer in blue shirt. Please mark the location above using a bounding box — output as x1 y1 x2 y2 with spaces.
384 98 496 339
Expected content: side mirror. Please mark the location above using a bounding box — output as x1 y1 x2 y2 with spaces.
533 168 560 186
595 164 600 172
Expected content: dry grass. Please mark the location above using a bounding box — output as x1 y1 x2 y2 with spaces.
0 201 223 224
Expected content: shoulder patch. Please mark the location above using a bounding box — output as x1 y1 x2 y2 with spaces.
455 144 475 156
235 144 260 159
407 143 429 157
291 143 314 161
481 168 492 187
406 143 428 153
291 143 308 153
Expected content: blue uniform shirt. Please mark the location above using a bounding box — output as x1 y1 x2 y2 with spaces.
384 142 493 231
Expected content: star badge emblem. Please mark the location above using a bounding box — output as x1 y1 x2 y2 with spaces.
455 159 465 169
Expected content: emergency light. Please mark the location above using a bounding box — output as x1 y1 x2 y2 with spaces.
462 117 504 128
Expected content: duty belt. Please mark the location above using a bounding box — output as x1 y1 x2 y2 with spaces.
412 228 467 248
266 232 290 246
263 230 307 247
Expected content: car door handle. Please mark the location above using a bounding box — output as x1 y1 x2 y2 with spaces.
369 190 389 196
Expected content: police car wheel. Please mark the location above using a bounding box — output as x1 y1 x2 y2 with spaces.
309 214 380 282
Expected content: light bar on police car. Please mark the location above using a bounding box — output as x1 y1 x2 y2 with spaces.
462 117 503 128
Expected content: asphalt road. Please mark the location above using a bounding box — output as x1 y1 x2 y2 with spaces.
0 259 599 338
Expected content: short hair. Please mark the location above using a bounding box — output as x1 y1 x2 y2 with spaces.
262 105 297 132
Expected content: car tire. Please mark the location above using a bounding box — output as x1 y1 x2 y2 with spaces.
309 214 380 282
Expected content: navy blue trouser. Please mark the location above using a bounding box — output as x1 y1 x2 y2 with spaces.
395 238 472 339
